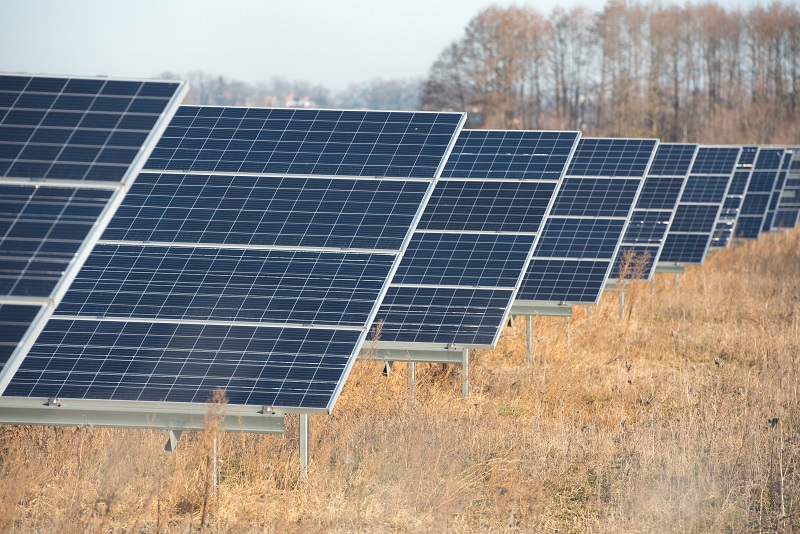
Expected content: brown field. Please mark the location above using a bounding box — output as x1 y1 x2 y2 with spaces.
1 231 799 533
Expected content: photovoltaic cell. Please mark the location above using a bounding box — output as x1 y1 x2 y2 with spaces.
374 130 580 347
3 106 466 411
0 74 181 183
517 138 657 305
611 143 695 280
659 146 738 264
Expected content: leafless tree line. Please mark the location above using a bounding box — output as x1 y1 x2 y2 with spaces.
423 1 800 143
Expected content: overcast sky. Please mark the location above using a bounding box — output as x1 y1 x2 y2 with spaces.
1 0 771 90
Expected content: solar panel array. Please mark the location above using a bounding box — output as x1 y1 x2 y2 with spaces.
1 106 466 412
763 148 792 232
370 129 579 347
711 146 757 249
515 138 657 307
3 70 800 443
774 148 800 229
610 143 696 281
0 74 186 374
659 146 739 265
736 148 785 238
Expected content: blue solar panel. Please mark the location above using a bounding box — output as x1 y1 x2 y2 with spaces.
146 106 461 179
416 180 557 232
391 233 535 287
661 234 710 263
635 176 686 210
647 143 696 177
534 219 626 258
0 74 182 183
0 75 186 384
521 260 610 302
0 304 42 368
659 146 738 264
612 144 695 279
668 205 721 232
737 146 758 168
55 244 395 327
690 147 740 174
375 287 514 345
550 177 641 217
518 138 656 305
680 176 730 203
763 167 788 232
756 149 784 169
566 138 657 177
736 148 785 239
103 172 430 250
373 130 580 347
712 147 759 248
727 170 752 196
623 211 673 244
3 106 466 411
441 130 579 180
0 185 113 297
5 319 360 407
774 149 800 229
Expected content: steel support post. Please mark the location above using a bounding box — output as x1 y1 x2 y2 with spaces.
299 414 309 472
675 273 680 295
462 349 470 397
408 361 416 406
213 434 220 487
526 315 534 365
587 305 593 325
619 290 625 321
566 317 571 346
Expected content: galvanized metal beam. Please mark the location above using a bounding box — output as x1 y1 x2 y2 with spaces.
0 397 285 434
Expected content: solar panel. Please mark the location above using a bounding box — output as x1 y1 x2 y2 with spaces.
515 138 658 310
0 184 114 297
0 106 466 414
145 106 456 178
735 148 785 238
773 148 800 229
659 146 739 265
711 146 758 248
0 75 182 184
0 74 187 383
371 130 579 348
0 304 44 368
763 148 793 232
610 144 696 280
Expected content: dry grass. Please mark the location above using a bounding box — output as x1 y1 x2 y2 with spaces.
2 231 799 532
